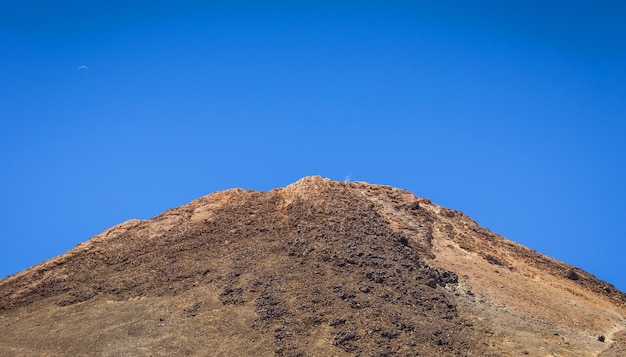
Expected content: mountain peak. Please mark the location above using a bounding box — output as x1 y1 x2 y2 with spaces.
1 177 624 356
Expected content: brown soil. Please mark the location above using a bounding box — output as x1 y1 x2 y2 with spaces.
0 176 624 356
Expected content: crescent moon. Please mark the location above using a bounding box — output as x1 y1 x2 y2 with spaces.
78 65 89 71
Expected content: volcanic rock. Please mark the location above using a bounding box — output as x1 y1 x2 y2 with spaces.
0 176 624 356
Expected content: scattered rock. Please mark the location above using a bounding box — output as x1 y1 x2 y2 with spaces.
566 269 580 281
485 254 503 266
1 176 624 356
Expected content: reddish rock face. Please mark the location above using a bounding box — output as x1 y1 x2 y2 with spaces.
1 176 624 356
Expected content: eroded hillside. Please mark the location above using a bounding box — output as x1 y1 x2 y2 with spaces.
1 176 624 356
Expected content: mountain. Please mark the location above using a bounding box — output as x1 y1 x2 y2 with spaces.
1 176 624 356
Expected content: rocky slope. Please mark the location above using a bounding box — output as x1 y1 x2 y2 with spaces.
1 176 624 356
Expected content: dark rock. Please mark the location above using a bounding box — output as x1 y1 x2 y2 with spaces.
566 269 580 281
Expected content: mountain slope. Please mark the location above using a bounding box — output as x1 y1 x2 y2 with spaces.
1 176 624 356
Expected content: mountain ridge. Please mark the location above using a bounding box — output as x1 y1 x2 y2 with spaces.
1 176 624 356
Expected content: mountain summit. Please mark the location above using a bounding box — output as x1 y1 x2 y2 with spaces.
1 176 624 356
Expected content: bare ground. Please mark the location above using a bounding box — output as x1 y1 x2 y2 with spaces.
0 176 624 356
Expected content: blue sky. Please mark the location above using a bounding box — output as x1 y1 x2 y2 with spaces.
1 1 625 291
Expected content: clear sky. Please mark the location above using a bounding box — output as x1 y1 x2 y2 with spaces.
1 1 625 291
